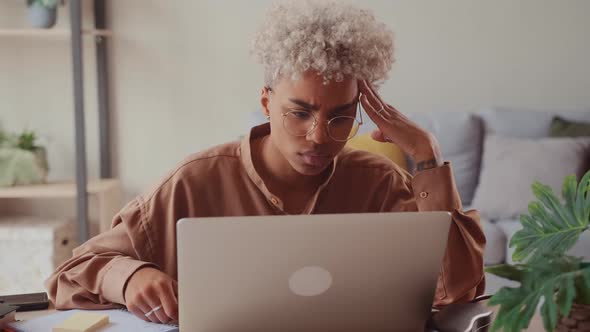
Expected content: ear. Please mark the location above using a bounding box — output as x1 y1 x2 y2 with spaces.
260 87 271 118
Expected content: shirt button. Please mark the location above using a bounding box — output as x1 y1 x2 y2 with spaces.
270 197 279 205
419 192 428 199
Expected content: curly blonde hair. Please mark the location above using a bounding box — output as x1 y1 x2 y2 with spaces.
252 0 395 87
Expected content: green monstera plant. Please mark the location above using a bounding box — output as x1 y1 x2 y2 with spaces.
486 170 590 332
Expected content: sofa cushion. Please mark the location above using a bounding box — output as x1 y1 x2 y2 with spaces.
480 218 506 266
471 135 590 220
346 134 408 170
495 220 521 265
496 219 590 265
485 272 519 295
479 107 590 138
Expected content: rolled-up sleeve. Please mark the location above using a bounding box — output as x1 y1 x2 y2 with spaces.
44 199 158 309
382 162 486 306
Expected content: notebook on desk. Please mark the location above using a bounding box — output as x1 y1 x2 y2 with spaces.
8 308 178 332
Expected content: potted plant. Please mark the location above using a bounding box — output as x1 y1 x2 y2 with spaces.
0 128 49 187
26 0 59 29
486 170 590 331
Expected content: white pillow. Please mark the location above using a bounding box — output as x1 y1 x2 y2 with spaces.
471 135 590 220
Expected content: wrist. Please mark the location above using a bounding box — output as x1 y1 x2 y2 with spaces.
123 266 155 302
414 157 441 172
414 150 443 172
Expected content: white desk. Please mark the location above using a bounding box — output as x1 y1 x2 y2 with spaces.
14 305 56 321
14 304 546 332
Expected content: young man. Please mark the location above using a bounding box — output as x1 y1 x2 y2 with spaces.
46 0 485 324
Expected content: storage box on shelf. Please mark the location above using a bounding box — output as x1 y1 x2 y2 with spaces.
0 217 77 294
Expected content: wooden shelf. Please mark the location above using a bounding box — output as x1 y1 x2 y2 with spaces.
0 1 113 243
0 179 119 199
0 28 112 37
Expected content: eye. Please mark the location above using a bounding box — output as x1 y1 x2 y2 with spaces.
289 110 312 120
330 116 355 125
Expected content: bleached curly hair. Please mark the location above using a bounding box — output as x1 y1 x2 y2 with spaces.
252 0 395 87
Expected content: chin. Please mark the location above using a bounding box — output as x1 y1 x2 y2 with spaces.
290 158 333 176
294 167 327 176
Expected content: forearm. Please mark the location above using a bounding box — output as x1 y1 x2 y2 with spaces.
45 250 155 309
411 163 486 305
433 209 486 306
45 202 157 309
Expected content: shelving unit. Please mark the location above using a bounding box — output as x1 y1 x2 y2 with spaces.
1 0 114 243
0 179 118 199
0 28 112 37
0 179 121 234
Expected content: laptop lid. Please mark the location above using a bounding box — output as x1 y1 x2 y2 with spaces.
177 211 451 332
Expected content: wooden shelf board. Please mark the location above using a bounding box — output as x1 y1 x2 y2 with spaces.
0 179 120 199
0 29 112 37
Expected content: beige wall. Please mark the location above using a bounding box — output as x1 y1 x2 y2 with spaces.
2 0 590 202
0 1 100 184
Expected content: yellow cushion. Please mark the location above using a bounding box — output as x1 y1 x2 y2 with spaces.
346 133 408 170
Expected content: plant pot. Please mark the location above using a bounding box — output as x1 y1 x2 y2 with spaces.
33 147 49 179
27 2 57 28
0 147 49 187
556 303 590 332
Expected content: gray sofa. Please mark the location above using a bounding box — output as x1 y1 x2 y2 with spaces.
378 107 590 294
249 107 590 295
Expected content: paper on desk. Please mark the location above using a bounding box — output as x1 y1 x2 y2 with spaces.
8 309 178 332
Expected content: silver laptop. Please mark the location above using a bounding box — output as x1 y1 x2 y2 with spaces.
177 212 451 332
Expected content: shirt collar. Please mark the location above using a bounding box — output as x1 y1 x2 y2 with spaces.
239 122 339 214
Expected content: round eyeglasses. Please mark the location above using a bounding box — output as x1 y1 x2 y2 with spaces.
282 111 362 142
280 96 364 142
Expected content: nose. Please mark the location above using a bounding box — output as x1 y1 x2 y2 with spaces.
306 120 331 145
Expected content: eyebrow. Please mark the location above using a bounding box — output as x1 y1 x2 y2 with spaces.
287 96 358 114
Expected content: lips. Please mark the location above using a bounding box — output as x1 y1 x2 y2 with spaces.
299 152 332 167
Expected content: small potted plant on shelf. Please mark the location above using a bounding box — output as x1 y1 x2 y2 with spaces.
0 128 49 187
486 170 590 332
26 0 59 29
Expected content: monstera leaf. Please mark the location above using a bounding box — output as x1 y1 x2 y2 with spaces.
487 170 590 332
510 171 590 263
488 258 590 332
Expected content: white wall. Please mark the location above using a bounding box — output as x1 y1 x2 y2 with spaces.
2 0 590 202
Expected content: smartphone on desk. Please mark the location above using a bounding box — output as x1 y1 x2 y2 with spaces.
0 292 49 311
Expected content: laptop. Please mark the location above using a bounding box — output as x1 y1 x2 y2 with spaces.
176 211 452 332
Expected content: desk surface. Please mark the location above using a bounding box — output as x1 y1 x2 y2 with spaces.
15 305 546 332
15 306 56 321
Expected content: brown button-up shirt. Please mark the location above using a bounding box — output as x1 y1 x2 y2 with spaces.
45 123 485 309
